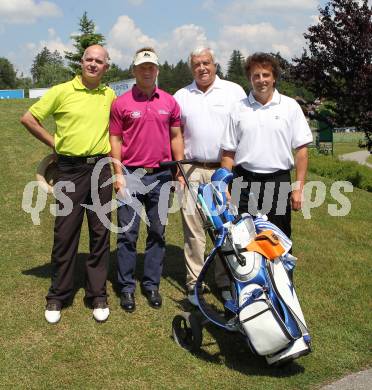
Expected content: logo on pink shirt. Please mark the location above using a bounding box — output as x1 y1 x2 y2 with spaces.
130 111 142 118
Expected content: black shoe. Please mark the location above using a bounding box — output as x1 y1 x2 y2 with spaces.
143 289 162 309
120 292 135 313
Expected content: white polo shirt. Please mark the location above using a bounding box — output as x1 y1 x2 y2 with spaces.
221 90 313 173
174 76 246 162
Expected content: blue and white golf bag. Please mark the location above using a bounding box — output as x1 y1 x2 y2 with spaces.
194 168 311 365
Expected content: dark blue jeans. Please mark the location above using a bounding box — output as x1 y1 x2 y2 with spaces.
116 168 172 293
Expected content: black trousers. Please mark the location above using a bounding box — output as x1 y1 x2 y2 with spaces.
46 156 112 307
234 165 292 238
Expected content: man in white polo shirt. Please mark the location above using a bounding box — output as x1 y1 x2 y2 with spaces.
174 46 246 305
221 52 313 239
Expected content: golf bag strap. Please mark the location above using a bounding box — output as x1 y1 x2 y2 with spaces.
195 247 232 330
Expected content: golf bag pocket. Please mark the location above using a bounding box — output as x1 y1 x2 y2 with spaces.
239 284 292 355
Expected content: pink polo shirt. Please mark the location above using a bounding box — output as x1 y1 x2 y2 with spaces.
109 85 181 167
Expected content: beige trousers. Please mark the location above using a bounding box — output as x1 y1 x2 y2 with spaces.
181 164 230 291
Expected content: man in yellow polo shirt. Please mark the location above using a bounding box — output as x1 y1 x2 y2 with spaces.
20 45 115 324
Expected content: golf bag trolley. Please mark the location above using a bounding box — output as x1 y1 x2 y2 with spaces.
162 159 311 366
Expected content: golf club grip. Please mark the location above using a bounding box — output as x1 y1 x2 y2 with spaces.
159 158 197 168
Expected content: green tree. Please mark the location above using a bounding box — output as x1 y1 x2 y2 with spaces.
226 50 248 90
269 52 315 101
0 57 17 89
216 63 224 79
64 11 105 75
158 60 192 94
37 63 70 87
102 63 131 84
157 61 173 92
16 74 32 91
293 0 372 149
31 47 69 86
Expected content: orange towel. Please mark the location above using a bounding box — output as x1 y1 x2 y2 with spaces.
246 230 285 260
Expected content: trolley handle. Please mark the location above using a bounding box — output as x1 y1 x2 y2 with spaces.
159 158 197 168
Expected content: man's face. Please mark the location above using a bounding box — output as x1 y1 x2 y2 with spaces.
250 64 275 98
81 46 109 82
133 62 158 90
191 52 216 91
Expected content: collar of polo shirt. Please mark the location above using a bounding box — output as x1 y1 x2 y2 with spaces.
249 89 281 107
72 75 106 91
190 75 223 93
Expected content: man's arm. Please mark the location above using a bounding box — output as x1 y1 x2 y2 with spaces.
170 126 185 185
170 126 184 161
20 111 54 149
291 145 308 211
221 150 236 170
109 135 125 193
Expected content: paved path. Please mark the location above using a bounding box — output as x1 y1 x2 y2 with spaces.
339 150 372 168
320 368 372 389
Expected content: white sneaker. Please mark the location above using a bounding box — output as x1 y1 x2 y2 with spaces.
93 302 109 322
45 303 61 324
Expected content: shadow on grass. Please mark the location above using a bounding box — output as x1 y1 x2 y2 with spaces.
21 242 186 303
198 322 305 377
162 243 186 293
22 251 119 307
169 298 306 377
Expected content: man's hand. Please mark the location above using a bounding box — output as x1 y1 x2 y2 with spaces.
175 170 185 188
114 172 125 194
291 188 303 211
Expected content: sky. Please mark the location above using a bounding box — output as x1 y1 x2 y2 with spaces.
0 0 361 77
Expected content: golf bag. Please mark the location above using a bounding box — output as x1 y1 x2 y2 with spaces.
194 168 311 365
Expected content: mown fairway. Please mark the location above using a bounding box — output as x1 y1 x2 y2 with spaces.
0 99 371 389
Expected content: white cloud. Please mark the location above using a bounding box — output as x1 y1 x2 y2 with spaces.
218 0 318 28
217 23 305 70
107 15 157 66
105 15 307 74
9 28 72 76
127 0 144 5
202 0 217 10
227 0 317 13
0 0 62 24
160 24 210 64
310 14 320 25
107 18 211 68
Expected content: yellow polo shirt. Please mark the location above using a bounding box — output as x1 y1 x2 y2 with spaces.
29 76 116 156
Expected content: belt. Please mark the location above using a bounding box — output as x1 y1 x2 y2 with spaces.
235 165 290 179
57 154 107 164
125 166 169 174
192 161 220 169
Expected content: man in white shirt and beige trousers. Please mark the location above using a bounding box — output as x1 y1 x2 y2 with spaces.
174 47 246 305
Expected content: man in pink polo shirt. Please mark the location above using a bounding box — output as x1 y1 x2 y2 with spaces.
110 47 184 312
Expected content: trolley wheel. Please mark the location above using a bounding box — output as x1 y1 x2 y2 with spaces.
172 311 203 352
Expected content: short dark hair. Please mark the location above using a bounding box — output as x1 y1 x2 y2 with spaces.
244 52 280 80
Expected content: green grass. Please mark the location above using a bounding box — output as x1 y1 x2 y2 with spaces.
333 142 361 157
0 99 371 389
333 131 364 144
367 154 372 165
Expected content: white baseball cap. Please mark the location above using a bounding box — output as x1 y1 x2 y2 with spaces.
133 50 159 66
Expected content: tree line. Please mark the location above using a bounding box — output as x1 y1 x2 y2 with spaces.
1 1 371 148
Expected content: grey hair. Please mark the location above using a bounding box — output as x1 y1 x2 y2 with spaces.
188 47 217 68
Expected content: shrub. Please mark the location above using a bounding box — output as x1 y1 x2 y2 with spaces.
308 150 372 192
